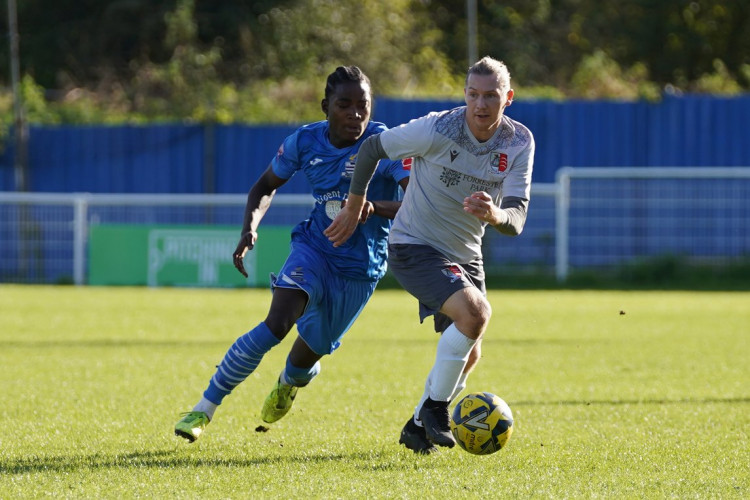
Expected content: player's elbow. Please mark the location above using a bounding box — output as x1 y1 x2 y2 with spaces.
494 205 527 236
494 223 523 236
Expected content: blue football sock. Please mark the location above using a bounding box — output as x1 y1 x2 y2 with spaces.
281 356 321 387
203 322 280 405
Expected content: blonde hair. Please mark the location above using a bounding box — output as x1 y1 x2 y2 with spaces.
466 56 511 92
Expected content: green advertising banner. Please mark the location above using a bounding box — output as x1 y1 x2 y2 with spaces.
89 225 292 287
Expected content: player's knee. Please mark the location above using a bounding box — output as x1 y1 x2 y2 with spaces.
265 288 307 339
479 297 492 326
263 313 296 340
458 296 491 335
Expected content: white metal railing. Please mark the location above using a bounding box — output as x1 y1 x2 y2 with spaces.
555 167 750 281
2 168 749 285
0 186 561 285
0 192 314 285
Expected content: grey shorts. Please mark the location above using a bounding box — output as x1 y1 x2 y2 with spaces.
387 243 486 331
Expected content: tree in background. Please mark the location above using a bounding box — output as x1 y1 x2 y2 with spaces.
427 0 749 97
0 0 748 125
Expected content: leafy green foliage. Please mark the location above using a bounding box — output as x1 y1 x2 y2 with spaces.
0 0 748 125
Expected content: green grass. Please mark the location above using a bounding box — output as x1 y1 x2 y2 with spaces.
1 285 748 498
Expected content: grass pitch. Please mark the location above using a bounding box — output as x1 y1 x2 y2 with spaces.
0 285 748 498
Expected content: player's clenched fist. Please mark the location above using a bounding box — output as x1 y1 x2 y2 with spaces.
463 191 499 224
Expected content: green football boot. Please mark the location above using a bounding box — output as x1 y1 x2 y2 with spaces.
261 377 299 423
174 411 210 442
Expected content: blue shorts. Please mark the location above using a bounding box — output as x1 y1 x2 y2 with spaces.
271 238 377 356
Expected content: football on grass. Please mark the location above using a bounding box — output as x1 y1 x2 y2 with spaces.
450 392 514 455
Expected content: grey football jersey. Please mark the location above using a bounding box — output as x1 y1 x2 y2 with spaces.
381 107 534 263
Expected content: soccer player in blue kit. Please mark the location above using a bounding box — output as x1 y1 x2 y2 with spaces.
174 66 409 442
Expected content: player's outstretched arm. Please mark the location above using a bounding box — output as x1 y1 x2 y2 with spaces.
324 134 387 246
233 166 288 277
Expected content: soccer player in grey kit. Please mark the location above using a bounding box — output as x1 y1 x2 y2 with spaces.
325 56 534 453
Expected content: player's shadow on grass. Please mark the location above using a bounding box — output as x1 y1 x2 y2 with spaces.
3 337 595 349
0 448 387 475
0 339 226 349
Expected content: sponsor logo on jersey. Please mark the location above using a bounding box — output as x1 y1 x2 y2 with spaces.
441 265 463 283
450 149 460 162
276 143 284 157
439 167 462 187
309 157 323 166
490 151 508 172
341 154 357 178
402 157 413 170
316 190 344 204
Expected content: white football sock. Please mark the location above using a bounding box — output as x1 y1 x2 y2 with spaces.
428 323 476 402
414 364 471 424
450 371 469 402
193 397 218 421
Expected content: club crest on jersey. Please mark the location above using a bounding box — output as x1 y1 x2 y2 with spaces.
490 151 508 173
341 154 357 178
325 200 343 220
276 143 284 157
442 265 463 283
402 157 413 170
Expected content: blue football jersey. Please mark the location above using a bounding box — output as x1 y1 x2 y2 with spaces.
271 120 409 281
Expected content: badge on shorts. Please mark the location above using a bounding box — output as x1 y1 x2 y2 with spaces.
442 265 463 283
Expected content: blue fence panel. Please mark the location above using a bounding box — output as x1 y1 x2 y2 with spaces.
213 124 305 194
649 95 750 167
23 124 205 193
375 97 661 183
1 96 749 194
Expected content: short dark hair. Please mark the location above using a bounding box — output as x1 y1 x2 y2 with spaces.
466 56 511 91
324 66 371 100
